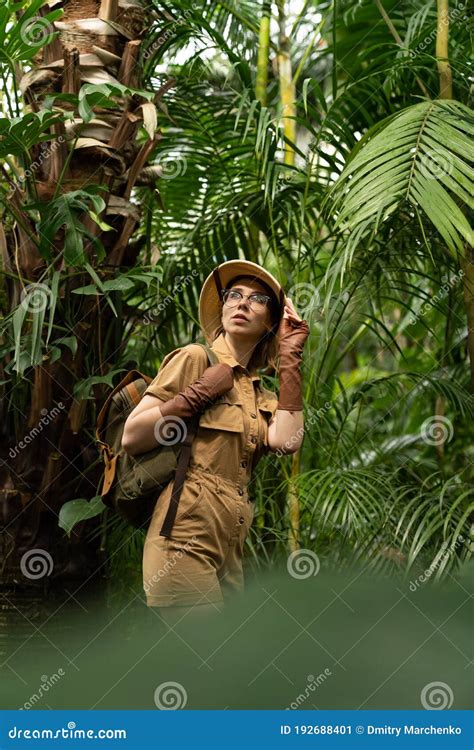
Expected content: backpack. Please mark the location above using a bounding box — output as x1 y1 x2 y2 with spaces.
95 343 218 535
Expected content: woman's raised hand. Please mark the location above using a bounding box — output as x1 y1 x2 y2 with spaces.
277 297 310 357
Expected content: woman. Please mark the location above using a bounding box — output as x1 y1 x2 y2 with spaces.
122 260 309 624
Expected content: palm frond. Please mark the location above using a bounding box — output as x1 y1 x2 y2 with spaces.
325 100 474 265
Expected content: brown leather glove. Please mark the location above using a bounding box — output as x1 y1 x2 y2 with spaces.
277 317 310 411
159 363 234 419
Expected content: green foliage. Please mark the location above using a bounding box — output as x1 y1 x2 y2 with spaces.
1 0 472 592
77 83 155 124
0 0 62 69
34 190 110 266
0 111 65 159
59 496 107 537
325 100 474 262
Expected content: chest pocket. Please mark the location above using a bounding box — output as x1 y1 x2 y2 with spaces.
198 388 244 433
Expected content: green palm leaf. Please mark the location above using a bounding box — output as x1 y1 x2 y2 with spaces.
325 100 474 259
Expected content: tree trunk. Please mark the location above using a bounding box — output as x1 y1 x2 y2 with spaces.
436 0 453 99
1 0 159 586
277 0 296 167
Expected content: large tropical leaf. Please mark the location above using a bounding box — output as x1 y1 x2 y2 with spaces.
325 100 474 260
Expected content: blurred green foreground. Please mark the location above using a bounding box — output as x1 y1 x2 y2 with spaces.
1 563 472 711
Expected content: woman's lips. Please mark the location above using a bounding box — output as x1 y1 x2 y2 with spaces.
232 315 248 322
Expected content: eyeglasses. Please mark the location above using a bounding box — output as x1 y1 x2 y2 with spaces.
222 289 271 312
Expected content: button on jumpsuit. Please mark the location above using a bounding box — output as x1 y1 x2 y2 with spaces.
142 332 279 608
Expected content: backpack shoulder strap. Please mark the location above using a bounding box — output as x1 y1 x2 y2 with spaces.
197 342 219 367
159 342 218 538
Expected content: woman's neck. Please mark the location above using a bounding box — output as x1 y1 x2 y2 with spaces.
223 332 256 370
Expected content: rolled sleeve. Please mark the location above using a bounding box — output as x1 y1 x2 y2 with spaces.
257 388 279 453
144 346 200 402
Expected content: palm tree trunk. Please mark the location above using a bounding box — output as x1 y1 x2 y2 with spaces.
277 0 296 166
247 1 271 265
276 0 302 549
255 1 271 107
436 0 453 99
1 0 158 583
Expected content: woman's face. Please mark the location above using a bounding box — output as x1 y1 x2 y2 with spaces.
221 278 274 340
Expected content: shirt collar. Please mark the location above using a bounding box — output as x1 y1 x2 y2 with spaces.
210 332 261 383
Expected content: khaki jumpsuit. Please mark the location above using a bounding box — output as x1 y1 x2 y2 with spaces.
142 332 279 608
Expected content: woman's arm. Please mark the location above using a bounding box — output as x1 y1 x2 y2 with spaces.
122 345 197 456
122 394 168 456
267 409 304 454
266 296 309 454
121 361 234 456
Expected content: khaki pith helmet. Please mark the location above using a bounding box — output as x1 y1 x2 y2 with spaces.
198 260 285 344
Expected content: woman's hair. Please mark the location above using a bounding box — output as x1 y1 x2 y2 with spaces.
212 274 281 375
